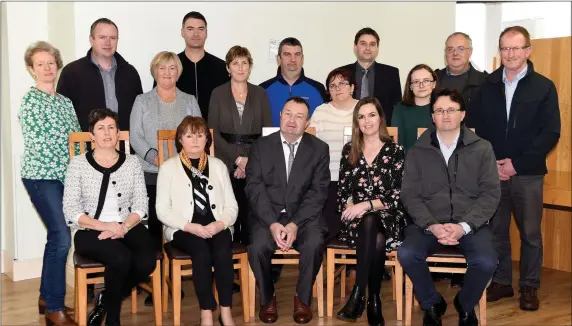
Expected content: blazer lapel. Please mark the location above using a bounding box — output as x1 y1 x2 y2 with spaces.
271 132 288 191
224 83 242 129
285 133 312 198
240 83 255 131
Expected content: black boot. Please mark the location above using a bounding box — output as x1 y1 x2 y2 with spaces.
336 285 366 322
366 293 384 326
87 291 106 326
422 293 447 326
454 293 478 326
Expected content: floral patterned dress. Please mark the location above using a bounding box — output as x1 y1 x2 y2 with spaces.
337 141 406 251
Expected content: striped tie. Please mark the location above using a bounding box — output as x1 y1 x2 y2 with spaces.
193 177 209 214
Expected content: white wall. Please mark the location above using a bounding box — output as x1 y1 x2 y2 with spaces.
2 1 455 280
73 2 455 91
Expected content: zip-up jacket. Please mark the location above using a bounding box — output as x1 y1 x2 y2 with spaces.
401 126 500 232
473 60 560 175
260 68 327 126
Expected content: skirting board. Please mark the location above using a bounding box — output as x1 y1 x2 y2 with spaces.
66 263 75 288
6 256 42 281
1 250 14 274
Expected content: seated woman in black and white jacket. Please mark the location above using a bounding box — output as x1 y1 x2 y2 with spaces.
63 108 156 326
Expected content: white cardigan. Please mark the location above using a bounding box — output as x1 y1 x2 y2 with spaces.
156 155 238 241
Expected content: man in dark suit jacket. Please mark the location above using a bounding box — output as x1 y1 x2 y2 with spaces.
338 27 402 124
246 96 330 324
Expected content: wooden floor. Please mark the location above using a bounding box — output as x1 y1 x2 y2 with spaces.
2 262 571 325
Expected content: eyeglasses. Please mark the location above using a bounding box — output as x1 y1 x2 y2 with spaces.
446 46 469 54
410 79 434 88
329 81 350 90
499 46 530 53
433 108 461 115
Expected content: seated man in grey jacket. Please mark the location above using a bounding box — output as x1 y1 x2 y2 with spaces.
398 89 500 326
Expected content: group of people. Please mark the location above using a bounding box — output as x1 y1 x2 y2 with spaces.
18 9 560 326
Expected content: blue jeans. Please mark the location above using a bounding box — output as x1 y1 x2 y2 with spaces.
397 224 497 312
22 179 71 313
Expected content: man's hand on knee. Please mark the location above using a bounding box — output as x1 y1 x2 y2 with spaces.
270 223 288 251
283 223 298 250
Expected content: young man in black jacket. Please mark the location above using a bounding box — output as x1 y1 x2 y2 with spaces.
57 18 143 132
474 26 561 312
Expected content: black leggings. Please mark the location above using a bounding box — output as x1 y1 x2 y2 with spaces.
74 224 156 321
171 229 234 310
355 213 387 295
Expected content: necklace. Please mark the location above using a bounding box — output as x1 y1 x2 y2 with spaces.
180 150 207 173
94 150 118 166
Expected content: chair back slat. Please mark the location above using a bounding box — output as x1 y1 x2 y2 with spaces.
68 131 130 158
157 129 215 167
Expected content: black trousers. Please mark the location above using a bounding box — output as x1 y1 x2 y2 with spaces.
491 175 544 289
355 213 387 295
171 229 234 310
74 224 156 320
397 225 497 312
231 177 249 244
323 181 341 241
248 223 326 306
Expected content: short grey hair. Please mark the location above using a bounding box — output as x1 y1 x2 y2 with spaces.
445 32 473 49
24 41 63 71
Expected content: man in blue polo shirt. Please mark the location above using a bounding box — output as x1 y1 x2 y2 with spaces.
260 37 327 126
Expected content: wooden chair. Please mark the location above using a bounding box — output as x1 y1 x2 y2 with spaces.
402 128 486 326
68 131 163 326
326 126 403 320
157 129 251 325
248 126 324 318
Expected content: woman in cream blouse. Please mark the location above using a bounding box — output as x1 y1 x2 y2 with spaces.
156 116 238 326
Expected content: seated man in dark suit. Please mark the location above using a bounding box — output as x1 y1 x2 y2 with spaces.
398 89 500 326
246 96 330 324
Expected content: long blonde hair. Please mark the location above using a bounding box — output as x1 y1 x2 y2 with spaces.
349 97 393 166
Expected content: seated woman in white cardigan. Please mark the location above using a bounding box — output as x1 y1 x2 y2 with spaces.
156 116 238 326
63 108 156 326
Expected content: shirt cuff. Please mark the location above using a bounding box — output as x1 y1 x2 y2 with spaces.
459 222 471 235
133 210 146 221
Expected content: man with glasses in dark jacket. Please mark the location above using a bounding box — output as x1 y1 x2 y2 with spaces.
398 89 500 326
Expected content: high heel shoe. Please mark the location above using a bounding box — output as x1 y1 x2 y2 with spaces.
45 310 77 326
87 291 107 326
336 285 366 322
367 293 385 326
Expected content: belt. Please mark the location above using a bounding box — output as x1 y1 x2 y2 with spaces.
219 132 261 145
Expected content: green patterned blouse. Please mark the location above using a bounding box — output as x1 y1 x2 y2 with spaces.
18 87 81 183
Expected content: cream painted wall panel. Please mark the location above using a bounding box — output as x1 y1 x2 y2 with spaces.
5 2 50 261
73 2 455 92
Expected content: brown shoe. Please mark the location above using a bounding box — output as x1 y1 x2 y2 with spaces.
259 295 278 324
486 282 514 302
45 310 77 326
293 295 313 324
520 285 540 311
39 298 74 315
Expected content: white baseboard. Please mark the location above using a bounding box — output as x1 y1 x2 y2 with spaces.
1 250 13 274
66 263 75 288
6 256 42 281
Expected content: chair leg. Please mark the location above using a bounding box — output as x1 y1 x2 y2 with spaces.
340 265 346 299
239 254 250 323
391 266 396 301
326 249 335 317
162 255 169 313
151 260 163 326
172 260 182 326
316 263 324 318
213 280 219 304
74 270 79 323
248 265 256 319
395 262 404 321
131 287 137 314
479 289 487 326
77 269 88 326
313 281 317 298
405 275 413 326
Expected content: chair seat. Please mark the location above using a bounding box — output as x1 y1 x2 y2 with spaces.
74 252 104 268
326 238 350 249
165 242 247 260
432 247 464 258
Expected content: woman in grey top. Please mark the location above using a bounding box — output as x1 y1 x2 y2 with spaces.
130 51 200 304
208 46 272 245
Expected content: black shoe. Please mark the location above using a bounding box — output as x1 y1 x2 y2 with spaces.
144 294 153 307
87 284 95 303
422 293 447 326
366 293 385 326
451 274 464 288
87 291 106 326
336 285 366 322
454 294 478 326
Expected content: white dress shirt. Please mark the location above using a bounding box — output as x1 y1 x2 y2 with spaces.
98 184 122 223
436 130 471 235
503 64 528 119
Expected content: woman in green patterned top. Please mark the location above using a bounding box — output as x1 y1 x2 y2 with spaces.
18 41 80 326
391 64 438 153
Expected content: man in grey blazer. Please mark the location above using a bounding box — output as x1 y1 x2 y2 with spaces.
246 96 330 324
